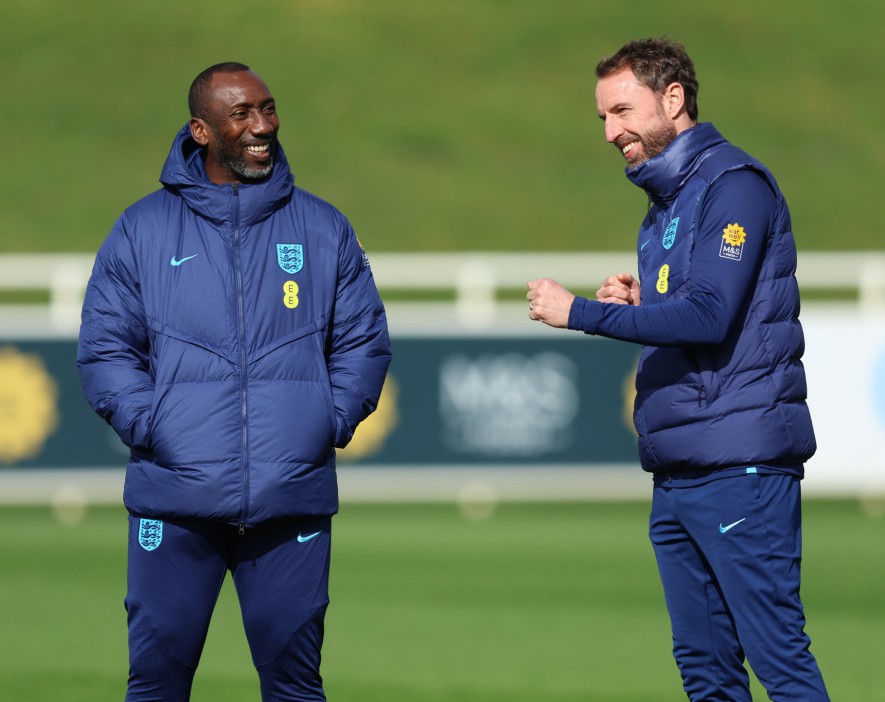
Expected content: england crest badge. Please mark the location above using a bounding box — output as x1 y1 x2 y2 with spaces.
662 217 679 250
276 244 304 274
138 518 163 552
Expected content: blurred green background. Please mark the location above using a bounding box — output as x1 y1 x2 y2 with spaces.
2 0 882 255
2 2 884 701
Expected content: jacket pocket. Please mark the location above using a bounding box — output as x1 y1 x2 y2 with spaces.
693 348 722 407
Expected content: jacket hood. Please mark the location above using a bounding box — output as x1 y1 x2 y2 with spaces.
159 124 295 227
626 122 726 207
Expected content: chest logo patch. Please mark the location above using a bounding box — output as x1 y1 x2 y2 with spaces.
662 217 679 250
283 280 300 309
720 223 747 261
656 264 670 294
277 244 304 274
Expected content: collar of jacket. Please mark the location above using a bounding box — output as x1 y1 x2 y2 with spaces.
158 124 295 228
625 122 726 208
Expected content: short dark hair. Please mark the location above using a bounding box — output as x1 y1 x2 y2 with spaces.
188 62 251 119
596 38 699 121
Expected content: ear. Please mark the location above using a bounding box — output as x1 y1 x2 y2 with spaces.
661 82 686 119
189 117 210 146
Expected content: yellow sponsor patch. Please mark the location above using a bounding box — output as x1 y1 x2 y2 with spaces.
720 223 747 261
283 280 300 309
656 264 670 294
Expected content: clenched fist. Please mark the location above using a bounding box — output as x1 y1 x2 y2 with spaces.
526 278 575 328
596 272 641 306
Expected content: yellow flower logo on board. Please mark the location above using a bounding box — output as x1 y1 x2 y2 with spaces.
337 374 399 462
622 353 639 436
0 346 59 465
722 223 747 247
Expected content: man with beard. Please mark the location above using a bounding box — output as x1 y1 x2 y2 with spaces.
526 39 829 701
77 63 391 701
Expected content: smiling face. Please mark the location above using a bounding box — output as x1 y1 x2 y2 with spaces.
595 67 690 168
189 70 279 184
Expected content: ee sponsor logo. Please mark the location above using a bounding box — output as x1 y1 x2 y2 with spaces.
656 264 670 294
283 280 299 309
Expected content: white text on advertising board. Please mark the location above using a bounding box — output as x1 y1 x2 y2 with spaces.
440 352 579 456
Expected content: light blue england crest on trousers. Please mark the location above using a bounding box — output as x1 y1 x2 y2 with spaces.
277 244 304 274
138 518 163 551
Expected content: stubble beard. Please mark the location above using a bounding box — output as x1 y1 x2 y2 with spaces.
637 119 677 165
213 138 275 182
623 108 678 168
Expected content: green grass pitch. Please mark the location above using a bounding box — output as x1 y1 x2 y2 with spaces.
1 499 883 701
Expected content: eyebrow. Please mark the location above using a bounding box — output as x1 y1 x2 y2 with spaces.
229 96 276 109
598 102 629 119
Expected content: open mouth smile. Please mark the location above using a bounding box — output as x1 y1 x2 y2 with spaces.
620 140 640 159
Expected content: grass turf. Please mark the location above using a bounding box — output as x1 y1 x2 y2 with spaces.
1 499 882 701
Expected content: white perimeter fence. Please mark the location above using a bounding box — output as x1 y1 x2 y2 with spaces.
2 251 885 505
2 250 885 335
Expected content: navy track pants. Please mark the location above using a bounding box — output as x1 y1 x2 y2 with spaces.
125 514 331 702
650 472 829 701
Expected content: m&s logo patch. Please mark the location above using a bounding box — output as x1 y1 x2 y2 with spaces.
720 223 747 261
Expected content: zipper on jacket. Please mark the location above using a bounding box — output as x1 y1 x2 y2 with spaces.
233 183 251 529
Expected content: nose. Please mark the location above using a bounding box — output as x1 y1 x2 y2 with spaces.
250 110 275 136
604 116 622 144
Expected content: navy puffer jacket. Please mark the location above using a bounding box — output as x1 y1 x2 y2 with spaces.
568 123 815 475
78 125 391 525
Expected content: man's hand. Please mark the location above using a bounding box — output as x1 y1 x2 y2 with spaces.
527 278 575 328
596 272 641 306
